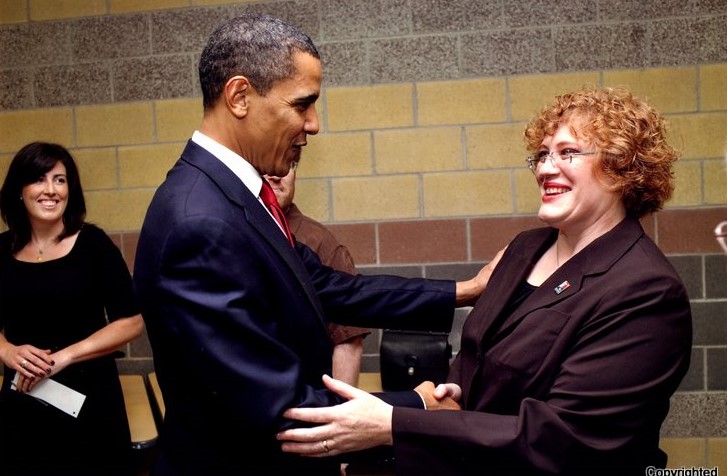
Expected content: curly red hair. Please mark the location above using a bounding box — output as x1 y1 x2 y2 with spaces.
523 87 679 218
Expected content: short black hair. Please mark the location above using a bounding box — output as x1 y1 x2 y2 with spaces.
199 13 320 110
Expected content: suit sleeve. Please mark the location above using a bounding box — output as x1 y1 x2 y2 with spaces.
297 242 456 333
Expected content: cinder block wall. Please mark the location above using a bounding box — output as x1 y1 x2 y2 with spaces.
0 0 726 467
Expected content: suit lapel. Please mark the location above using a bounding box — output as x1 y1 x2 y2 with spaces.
179 140 328 325
478 217 644 345
242 204 328 320
468 228 556 344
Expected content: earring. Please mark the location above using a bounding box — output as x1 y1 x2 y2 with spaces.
19 196 22 201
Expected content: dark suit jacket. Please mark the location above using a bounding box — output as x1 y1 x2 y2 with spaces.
392 217 692 476
133 140 456 476
286 202 370 346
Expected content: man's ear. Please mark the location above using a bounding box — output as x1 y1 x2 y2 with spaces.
224 76 250 119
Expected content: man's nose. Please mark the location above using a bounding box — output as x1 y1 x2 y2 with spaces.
304 107 320 135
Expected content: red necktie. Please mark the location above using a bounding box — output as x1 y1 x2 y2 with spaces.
259 180 294 246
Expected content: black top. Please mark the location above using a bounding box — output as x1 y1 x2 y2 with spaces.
0 224 140 476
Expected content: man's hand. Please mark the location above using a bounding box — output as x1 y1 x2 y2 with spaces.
455 246 506 306
414 381 461 411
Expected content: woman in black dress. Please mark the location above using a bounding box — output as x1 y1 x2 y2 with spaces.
0 142 144 476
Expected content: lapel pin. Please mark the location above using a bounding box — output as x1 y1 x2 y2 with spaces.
554 280 571 295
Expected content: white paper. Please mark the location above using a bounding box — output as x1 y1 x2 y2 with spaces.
11 374 86 418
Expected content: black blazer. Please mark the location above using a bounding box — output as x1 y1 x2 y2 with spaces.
392 217 692 476
134 140 455 476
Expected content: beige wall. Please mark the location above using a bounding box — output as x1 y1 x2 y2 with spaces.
0 67 725 232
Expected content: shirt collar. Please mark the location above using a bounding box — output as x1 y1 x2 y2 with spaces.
191 130 264 197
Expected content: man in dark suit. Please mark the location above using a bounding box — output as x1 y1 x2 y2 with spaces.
264 160 370 388
133 13 487 476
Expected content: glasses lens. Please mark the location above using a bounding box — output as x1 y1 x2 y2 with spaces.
526 153 552 174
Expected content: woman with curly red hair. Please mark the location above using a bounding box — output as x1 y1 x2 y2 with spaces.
279 87 693 476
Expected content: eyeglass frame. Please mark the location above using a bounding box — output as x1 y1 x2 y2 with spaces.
716 220 727 255
525 151 596 175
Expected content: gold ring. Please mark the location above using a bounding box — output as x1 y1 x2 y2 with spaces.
21 360 27 369
322 440 329 453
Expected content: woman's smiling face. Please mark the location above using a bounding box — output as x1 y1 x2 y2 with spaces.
535 122 626 236
22 160 68 227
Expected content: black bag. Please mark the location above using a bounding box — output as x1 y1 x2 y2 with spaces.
379 329 452 391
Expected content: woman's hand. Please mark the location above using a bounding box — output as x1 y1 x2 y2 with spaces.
0 343 54 392
433 382 462 402
277 375 394 456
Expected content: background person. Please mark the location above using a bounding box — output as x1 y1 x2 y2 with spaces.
718 217 727 255
278 87 693 476
0 142 144 476
716 146 727 256
133 13 489 476
264 160 369 387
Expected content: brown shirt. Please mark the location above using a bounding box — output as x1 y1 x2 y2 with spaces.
286 203 370 345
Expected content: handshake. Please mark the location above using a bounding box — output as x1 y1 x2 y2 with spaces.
414 380 462 411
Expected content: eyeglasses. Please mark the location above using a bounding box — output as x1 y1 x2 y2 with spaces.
716 221 727 255
525 151 596 175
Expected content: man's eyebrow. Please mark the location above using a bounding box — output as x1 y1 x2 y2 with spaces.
294 93 319 104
